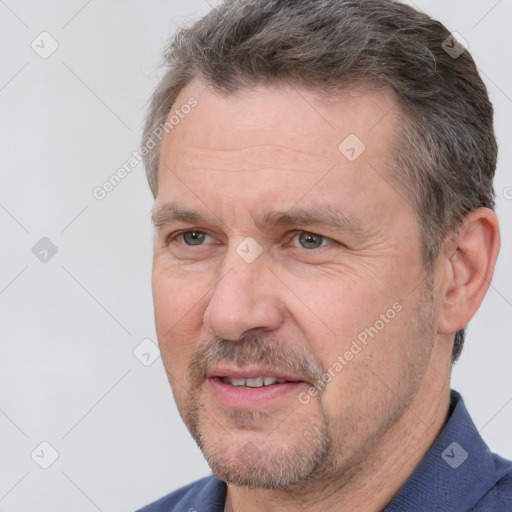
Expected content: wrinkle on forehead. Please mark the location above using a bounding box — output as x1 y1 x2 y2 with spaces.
171 145 335 174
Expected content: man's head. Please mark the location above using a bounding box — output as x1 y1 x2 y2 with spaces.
143 0 498 363
144 0 500 496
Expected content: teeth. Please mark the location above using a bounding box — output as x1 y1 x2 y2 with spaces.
245 377 264 388
224 377 286 388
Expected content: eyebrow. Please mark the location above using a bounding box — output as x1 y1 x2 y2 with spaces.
152 201 364 234
260 205 362 232
152 202 207 228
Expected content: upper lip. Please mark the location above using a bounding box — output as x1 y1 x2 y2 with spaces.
207 365 305 383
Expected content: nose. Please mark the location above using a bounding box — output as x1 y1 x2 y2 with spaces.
203 255 285 341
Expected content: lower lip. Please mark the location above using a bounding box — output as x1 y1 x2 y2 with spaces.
208 377 305 408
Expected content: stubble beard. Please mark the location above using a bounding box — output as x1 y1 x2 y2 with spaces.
174 276 438 493
187 397 334 490
179 336 335 490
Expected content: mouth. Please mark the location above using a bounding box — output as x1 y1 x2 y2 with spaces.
222 376 290 388
206 366 307 408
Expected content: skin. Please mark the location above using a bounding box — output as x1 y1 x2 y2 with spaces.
151 79 500 511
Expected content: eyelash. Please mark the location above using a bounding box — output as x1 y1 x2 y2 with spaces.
168 230 336 250
172 231 216 246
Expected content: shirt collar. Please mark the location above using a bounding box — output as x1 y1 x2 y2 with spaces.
384 389 500 511
180 390 503 512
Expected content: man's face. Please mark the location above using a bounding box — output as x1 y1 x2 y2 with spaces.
152 81 440 489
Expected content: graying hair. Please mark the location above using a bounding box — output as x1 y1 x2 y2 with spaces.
142 0 497 362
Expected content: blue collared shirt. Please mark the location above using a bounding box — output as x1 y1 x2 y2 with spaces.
136 390 512 511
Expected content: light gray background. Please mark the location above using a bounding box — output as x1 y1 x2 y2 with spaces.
0 1 511 510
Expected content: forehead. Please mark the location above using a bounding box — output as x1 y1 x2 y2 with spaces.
156 80 411 232
162 80 400 164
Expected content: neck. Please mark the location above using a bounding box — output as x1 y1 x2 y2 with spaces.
225 357 451 512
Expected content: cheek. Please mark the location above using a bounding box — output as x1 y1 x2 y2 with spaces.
152 251 208 326
289 271 412 403
152 262 208 378
317 288 431 420
285 272 390 360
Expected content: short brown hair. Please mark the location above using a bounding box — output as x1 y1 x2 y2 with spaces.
142 0 497 362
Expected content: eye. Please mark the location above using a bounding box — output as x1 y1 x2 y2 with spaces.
176 230 214 246
291 231 332 249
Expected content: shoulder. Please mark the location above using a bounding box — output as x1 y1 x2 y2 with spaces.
135 475 226 512
472 453 512 511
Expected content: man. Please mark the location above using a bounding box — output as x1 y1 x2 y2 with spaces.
137 0 512 510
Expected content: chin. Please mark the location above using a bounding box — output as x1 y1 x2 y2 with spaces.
199 423 332 490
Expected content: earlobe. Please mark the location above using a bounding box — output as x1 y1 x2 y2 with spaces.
438 207 500 335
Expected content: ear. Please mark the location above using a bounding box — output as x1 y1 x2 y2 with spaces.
437 207 500 335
